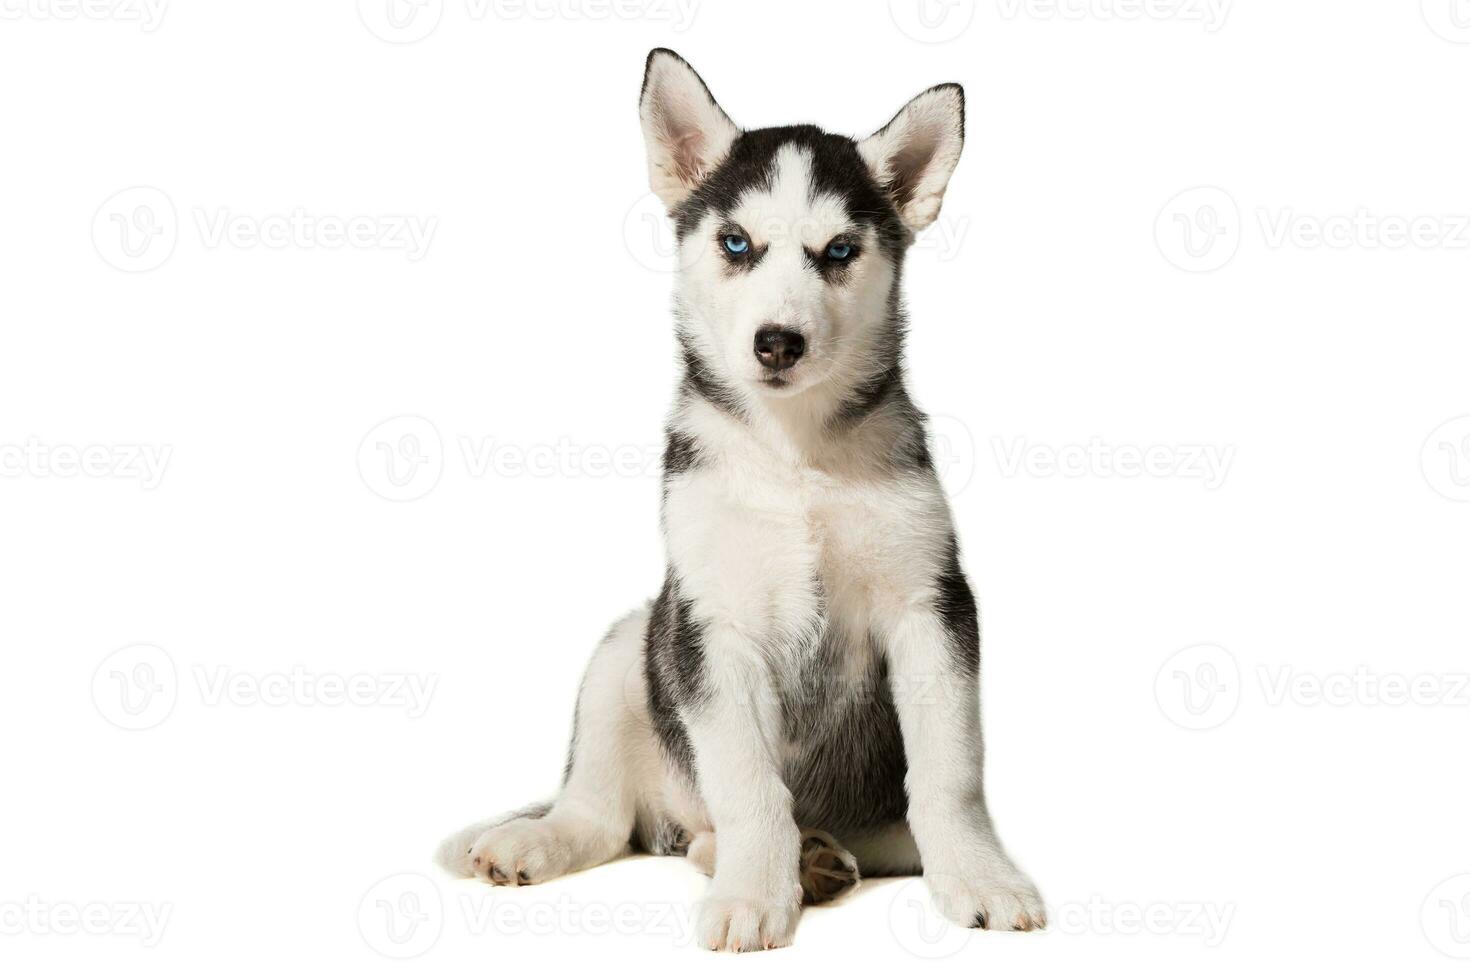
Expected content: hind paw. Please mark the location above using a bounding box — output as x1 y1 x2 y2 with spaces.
798 829 860 905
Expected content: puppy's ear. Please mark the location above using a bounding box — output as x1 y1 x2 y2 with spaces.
858 84 964 232
639 49 740 211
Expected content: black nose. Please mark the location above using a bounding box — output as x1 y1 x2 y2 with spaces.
754 325 806 370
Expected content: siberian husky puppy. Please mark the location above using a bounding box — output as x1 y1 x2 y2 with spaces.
438 48 1043 952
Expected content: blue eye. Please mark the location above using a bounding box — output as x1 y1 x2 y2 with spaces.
827 242 853 261
723 234 750 255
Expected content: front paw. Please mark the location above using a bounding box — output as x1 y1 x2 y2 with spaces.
695 890 800 952
926 862 1046 932
467 818 571 886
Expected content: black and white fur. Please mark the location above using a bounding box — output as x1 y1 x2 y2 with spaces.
437 49 1043 951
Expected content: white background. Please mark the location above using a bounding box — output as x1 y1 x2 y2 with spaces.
2 0 1469 976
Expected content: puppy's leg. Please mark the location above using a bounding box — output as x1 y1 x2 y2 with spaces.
438 608 658 885
686 831 716 875
683 829 860 906
878 585 1046 932
684 636 803 951
796 829 860 905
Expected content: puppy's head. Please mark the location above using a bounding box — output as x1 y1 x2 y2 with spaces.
639 49 964 403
